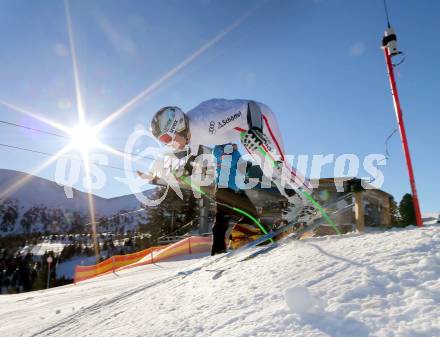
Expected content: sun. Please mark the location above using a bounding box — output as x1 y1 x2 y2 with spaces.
68 123 100 152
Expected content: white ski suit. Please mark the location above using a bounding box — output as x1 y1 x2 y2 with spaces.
185 98 312 194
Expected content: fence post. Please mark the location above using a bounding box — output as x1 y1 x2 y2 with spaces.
151 249 154 264
188 237 192 255
112 256 115 273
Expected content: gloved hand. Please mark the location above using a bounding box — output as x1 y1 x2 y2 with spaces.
242 127 267 151
137 170 155 181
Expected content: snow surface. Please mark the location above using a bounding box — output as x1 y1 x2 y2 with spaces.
29 242 66 256
1 225 440 337
423 212 439 225
19 242 66 256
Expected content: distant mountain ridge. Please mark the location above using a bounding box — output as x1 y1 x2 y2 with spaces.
0 169 150 235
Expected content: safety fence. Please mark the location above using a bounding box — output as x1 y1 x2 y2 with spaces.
74 236 212 283
73 245 165 283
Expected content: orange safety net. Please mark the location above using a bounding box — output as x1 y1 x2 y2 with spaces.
74 236 212 283
74 245 166 283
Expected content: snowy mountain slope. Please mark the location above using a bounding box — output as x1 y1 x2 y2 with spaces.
1 225 439 337
0 169 151 234
0 169 141 216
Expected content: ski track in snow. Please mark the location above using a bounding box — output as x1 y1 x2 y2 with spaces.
1 226 440 337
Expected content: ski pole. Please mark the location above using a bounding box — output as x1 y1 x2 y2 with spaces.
257 147 341 235
176 174 274 243
237 130 341 235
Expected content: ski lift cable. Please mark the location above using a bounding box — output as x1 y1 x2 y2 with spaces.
0 142 139 174
0 120 65 138
0 142 59 157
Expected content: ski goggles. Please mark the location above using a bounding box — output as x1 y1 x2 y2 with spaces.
158 132 174 144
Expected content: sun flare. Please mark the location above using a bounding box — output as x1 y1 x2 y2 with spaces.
68 123 100 152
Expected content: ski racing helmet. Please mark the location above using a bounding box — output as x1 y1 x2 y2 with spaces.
151 106 188 144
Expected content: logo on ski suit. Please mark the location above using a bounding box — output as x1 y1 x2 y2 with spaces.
208 121 216 134
217 111 242 130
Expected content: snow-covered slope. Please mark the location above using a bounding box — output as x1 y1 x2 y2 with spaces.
0 169 150 234
0 169 141 215
423 212 439 225
1 225 439 337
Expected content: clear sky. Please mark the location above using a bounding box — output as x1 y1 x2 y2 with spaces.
0 0 438 212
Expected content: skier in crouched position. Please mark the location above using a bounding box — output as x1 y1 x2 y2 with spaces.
150 99 314 255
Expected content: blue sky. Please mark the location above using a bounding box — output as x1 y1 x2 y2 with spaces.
0 0 438 211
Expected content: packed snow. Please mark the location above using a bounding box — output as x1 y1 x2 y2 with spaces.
1 225 439 337
27 242 66 256
423 212 439 225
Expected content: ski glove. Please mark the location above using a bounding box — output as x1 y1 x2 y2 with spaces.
242 127 269 151
243 100 268 151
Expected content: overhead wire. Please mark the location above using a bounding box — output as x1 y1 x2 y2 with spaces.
0 142 59 157
0 142 139 174
384 128 398 158
383 0 391 28
369 128 398 184
0 120 65 138
0 118 158 162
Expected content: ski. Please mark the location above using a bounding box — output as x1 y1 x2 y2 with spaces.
203 201 355 279
178 194 354 278
230 192 353 254
237 128 344 234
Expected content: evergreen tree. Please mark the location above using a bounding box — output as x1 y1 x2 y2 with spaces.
144 189 166 241
32 261 46 291
146 187 184 236
144 186 201 242
399 193 416 226
389 197 401 227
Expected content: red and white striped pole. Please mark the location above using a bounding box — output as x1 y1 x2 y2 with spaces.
382 27 423 227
